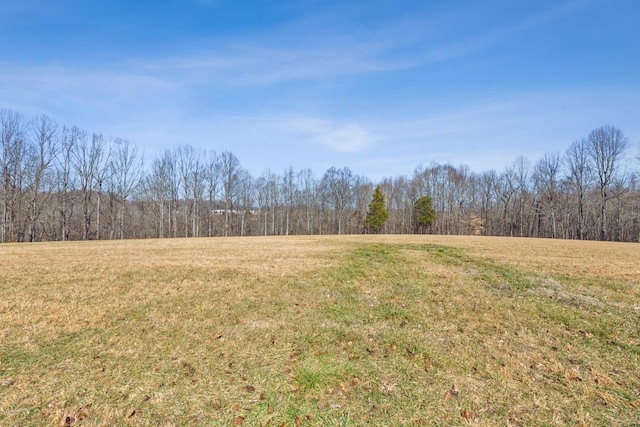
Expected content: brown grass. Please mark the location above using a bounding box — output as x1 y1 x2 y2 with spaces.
0 235 638 426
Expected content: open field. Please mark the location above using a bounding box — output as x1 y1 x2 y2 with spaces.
1 235 639 426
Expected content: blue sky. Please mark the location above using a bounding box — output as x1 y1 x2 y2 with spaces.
1 0 639 180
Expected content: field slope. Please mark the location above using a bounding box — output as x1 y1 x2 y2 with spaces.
1 235 639 426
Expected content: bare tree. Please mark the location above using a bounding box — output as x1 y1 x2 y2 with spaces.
56 126 83 241
176 145 196 237
72 132 109 240
206 151 221 237
281 167 295 236
93 135 111 240
588 125 629 240
565 138 592 239
191 149 206 237
220 151 240 236
237 169 254 236
163 149 180 238
110 138 142 239
297 168 317 235
267 171 280 235
353 174 373 232
143 153 172 238
321 166 354 235
533 152 561 238
255 173 270 236
511 156 532 237
24 115 59 241
494 166 516 236
0 109 26 242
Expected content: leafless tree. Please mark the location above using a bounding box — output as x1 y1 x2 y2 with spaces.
0 109 26 242
220 151 240 236
281 167 295 236
565 138 592 239
206 151 221 237
353 174 373 232
533 152 561 238
110 138 142 239
297 168 317 235
321 166 354 235
23 115 59 241
143 152 171 238
72 132 109 240
177 145 205 237
237 169 254 236
588 125 629 240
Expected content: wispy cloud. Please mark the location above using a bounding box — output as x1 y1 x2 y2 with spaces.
131 34 412 88
0 61 180 131
272 116 375 153
123 0 591 89
422 0 593 63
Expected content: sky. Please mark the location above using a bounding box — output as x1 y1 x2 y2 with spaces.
1 0 639 180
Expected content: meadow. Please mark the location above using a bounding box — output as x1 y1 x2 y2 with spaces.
1 235 639 426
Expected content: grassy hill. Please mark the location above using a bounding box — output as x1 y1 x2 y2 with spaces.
1 236 639 426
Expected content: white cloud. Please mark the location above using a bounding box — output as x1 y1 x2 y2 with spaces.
129 37 408 88
273 116 375 153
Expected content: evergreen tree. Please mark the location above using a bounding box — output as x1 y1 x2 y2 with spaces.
413 196 436 233
364 185 388 233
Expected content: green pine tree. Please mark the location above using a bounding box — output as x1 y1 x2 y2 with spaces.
413 195 436 233
364 186 389 233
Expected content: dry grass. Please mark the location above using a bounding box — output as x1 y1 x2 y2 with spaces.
0 235 638 426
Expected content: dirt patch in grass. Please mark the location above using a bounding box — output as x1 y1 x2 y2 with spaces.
1 235 638 425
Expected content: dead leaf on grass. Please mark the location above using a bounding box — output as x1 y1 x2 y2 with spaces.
1 378 15 387
182 362 196 377
578 330 593 339
59 415 74 427
461 410 479 421
381 378 396 394
597 392 617 406
445 384 460 399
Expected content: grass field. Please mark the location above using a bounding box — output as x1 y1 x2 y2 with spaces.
1 235 639 426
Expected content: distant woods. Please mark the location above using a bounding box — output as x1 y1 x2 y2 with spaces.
1 108 639 242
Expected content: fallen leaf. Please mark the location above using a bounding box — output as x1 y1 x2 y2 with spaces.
234 415 245 425
381 378 396 394
598 392 616 406
461 410 478 421
60 415 74 427
182 362 196 377
445 384 460 399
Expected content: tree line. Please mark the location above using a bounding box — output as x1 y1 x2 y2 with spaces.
1 108 638 243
